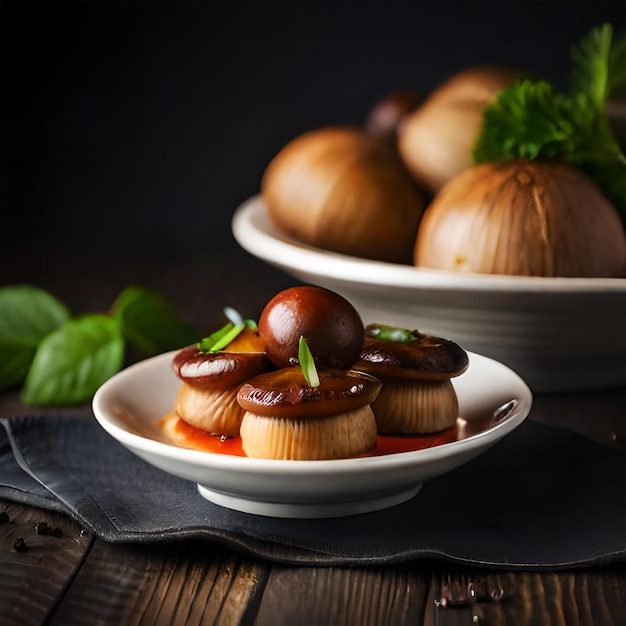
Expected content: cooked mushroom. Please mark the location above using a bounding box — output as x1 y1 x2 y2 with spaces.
172 327 273 436
355 324 469 435
237 367 381 460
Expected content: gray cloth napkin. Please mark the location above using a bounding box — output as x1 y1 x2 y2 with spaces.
1 415 625 569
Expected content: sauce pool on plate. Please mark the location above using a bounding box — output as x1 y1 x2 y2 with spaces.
160 413 459 458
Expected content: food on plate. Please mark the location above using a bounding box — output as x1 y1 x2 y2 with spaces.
237 365 381 459
414 159 626 277
258 285 364 369
261 125 426 264
165 287 471 459
355 324 468 434
397 65 523 195
171 324 273 436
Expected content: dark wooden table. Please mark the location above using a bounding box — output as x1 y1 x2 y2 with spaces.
2 242 626 626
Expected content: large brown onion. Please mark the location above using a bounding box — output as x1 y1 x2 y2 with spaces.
261 125 426 264
398 65 523 195
414 159 626 278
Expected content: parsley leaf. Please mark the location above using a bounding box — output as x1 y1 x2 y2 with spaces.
473 23 626 224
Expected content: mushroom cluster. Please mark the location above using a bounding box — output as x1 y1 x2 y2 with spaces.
169 286 469 460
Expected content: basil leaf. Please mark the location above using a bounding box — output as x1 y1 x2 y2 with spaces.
0 285 70 390
112 286 199 356
21 314 124 405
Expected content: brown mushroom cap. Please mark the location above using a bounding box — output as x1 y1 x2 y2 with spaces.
237 367 382 418
172 345 273 389
356 328 469 381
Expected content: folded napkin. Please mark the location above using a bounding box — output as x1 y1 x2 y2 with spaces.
1 414 625 569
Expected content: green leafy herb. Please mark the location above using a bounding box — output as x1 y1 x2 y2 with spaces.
21 314 124 406
2 283 197 405
197 322 240 352
473 23 626 223
298 336 320 388
112 285 199 357
367 324 420 343
0 285 70 390
196 309 258 353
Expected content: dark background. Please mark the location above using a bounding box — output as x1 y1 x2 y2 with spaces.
2 0 626 266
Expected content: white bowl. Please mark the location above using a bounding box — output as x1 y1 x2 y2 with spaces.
92 350 532 519
232 195 626 393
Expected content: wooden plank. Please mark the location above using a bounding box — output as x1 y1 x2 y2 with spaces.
0 501 94 626
50 539 271 626
254 563 431 626
430 569 626 626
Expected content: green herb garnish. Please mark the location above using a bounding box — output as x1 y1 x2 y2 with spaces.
0 284 199 405
367 323 420 343
196 308 258 353
298 335 320 388
473 23 626 223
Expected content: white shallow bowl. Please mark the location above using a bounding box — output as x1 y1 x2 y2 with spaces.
92 350 532 519
232 195 626 393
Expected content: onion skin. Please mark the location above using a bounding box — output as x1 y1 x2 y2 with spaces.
261 125 426 264
398 66 523 195
415 159 626 278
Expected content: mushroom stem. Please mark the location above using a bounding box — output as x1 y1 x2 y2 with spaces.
240 406 377 460
371 378 459 435
175 383 245 437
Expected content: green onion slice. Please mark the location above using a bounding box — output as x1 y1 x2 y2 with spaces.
196 307 258 353
298 335 320 388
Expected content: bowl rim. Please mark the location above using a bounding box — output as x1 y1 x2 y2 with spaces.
232 195 626 294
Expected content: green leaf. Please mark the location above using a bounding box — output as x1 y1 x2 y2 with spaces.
21 314 124 405
366 324 420 343
298 336 319 388
112 285 199 357
197 322 245 353
569 23 612 116
608 30 626 96
197 311 259 353
473 23 626 224
0 285 70 390
473 80 578 163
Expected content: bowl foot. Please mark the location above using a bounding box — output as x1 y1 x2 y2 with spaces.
196 484 422 518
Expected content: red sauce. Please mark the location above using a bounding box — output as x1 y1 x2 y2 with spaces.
161 413 458 458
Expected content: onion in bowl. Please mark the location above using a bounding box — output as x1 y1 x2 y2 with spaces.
397 65 524 196
414 158 626 278
261 125 426 264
